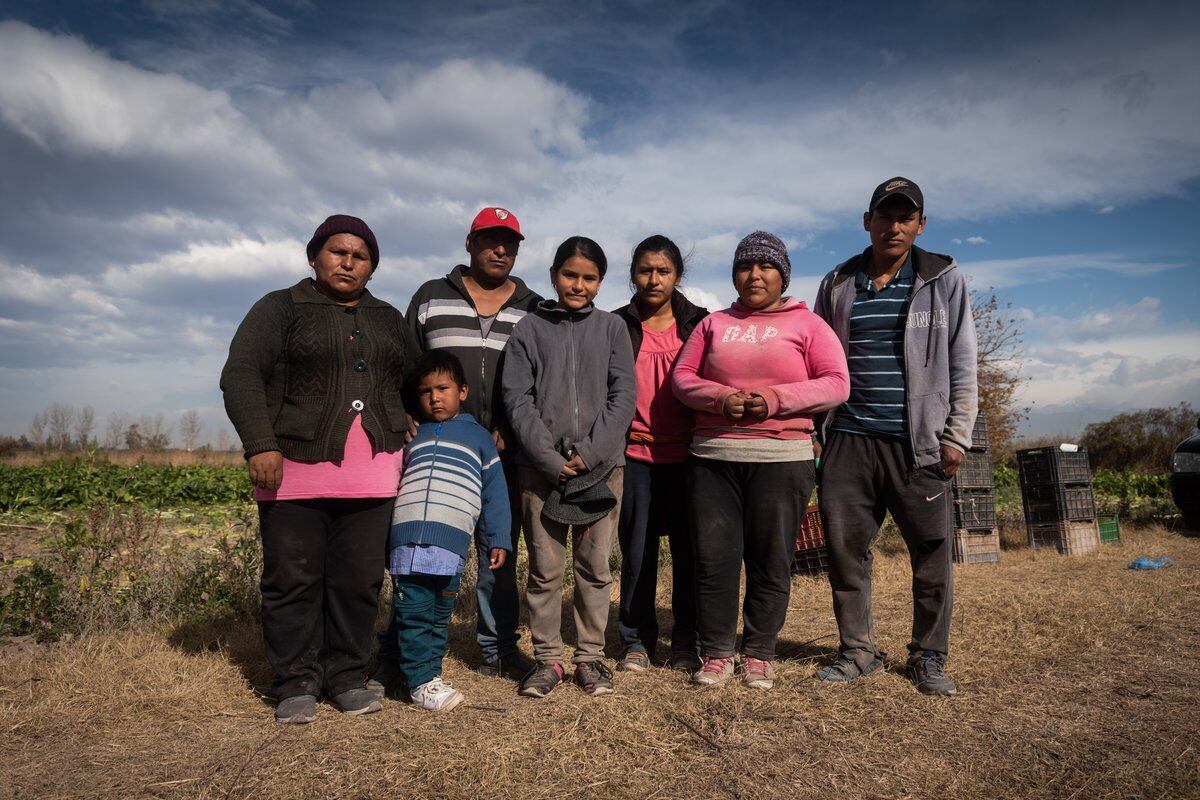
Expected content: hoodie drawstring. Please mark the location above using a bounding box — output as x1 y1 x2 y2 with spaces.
925 278 935 367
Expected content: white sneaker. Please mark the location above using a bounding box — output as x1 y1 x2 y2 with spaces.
410 677 465 712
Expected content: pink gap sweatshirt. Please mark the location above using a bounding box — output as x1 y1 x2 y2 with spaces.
671 298 850 441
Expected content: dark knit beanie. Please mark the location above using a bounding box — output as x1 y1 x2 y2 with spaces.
733 230 791 291
306 214 380 269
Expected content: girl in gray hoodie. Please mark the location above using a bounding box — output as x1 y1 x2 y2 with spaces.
501 236 636 698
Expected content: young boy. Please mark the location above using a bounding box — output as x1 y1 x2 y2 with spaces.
387 350 512 711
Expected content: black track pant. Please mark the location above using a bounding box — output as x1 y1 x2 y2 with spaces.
820 431 954 669
258 497 390 700
687 457 815 660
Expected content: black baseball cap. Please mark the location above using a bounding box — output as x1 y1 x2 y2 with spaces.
869 177 924 213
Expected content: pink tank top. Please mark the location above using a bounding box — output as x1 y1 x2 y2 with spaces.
254 414 403 501
626 323 693 464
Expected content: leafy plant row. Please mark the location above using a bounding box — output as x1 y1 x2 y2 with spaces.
0 461 251 511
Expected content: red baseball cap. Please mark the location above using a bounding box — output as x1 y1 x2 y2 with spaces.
469 207 524 240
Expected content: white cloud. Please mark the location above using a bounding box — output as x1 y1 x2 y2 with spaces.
965 236 989 245
960 253 1183 289
1098 205 1116 214
1020 297 1164 342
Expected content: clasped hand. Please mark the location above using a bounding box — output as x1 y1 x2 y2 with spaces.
722 390 768 421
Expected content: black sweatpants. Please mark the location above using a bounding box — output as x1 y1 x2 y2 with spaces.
617 458 697 657
820 431 954 669
687 456 816 660
258 497 391 700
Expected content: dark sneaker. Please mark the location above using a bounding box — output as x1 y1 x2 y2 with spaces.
367 659 402 700
618 650 651 672
573 660 615 696
479 650 535 680
668 651 702 674
815 654 884 683
519 662 565 698
908 651 957 696
330 687 383 716
275 694 318 724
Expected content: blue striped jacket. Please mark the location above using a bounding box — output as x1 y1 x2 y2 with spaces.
387 414 512 559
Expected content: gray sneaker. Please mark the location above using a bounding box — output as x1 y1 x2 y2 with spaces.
908 651 957 696
618 650 651 672
330 687 383 716
479 650 535 680
816 654 884 683
275 694 318 724
573 660 615 696
519 662 565 698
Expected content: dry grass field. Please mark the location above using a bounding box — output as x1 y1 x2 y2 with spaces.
2 525 1197 800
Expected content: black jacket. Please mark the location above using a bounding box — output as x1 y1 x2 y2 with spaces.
220 278 420 461
405 266 542 431
614 291 709 357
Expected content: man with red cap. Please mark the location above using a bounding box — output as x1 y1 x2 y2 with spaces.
372 207 541 693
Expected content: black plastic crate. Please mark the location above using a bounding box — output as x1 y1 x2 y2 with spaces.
1021 483 1096 523
1016 446 1092 485
953 450 994 490
969 414 989 452
954 489 997 529
792 544 829 576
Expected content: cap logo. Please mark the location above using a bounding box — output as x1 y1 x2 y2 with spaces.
885 180 908 191
494 208 510 220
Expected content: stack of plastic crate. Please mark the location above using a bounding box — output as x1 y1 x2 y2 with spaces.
951 415 1001 563
792 504 828 575
1017 445 1100 556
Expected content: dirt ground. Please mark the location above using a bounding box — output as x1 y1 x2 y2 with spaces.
1 525 1197 800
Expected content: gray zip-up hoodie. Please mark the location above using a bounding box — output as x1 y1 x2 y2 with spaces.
502 299 637 483
813 245 979 468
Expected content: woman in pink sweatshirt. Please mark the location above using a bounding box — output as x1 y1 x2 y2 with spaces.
671 231 849 690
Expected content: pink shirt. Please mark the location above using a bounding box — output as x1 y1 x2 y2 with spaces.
254 413 403 501
626 323 693 464
671 298 850 441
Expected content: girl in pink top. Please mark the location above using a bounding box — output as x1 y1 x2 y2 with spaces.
613 236 709 674
671 231 849 690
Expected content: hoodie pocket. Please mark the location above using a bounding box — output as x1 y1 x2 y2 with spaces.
274 395 324 441
910 392 949 456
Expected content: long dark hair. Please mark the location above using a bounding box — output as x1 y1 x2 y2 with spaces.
629 234 685 282
551 236 608 278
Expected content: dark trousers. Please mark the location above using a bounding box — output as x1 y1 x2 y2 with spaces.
687 457 816 660
820 431 954 669
258 497 391 700
617 458 697 657
392 572 461 688
379 460 521 664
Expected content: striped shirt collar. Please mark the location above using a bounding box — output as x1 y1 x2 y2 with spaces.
854 253 914 295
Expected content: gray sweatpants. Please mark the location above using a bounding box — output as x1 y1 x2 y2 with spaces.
820 431 954 668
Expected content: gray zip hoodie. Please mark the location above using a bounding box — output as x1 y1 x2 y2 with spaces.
501 299 637 483
813 245 979 468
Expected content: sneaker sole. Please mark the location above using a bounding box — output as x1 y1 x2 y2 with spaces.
816 661 884 684
618 660 650 673
338 699 382 716
519 685 556 698
276 711 317 724
692 674 733 686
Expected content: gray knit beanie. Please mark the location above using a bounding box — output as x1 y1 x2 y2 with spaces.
733 231 791 291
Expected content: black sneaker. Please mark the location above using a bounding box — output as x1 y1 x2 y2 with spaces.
479 650 535 680
519 662 565 698
815 654 884 683
907 651 957 696
367 659 403 700
573 660 614 696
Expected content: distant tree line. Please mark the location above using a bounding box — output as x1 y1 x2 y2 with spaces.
7 405 235 456
1080 402 1196 473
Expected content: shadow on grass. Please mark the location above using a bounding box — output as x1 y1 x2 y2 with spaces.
167 611 274 704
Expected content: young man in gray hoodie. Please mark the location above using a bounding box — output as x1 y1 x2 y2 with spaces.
812 177 978 696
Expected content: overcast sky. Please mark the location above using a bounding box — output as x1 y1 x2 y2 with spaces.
1 0 1198 444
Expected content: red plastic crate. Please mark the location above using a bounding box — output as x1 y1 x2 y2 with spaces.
792 544 829 576
795 504 824 550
